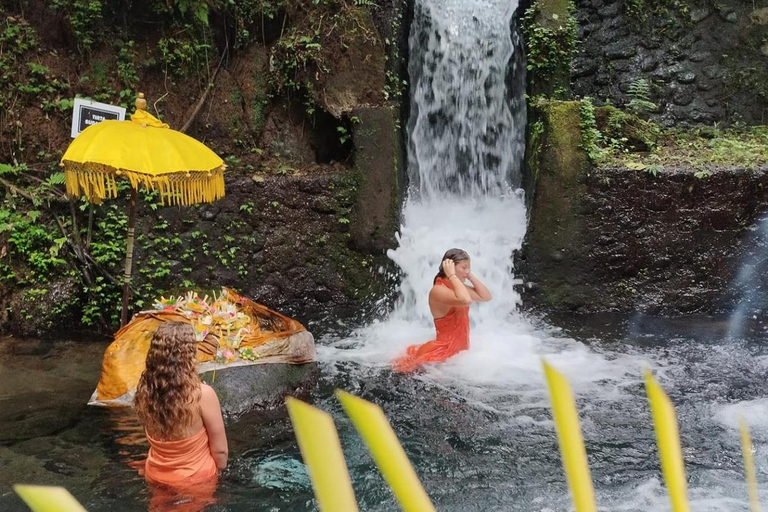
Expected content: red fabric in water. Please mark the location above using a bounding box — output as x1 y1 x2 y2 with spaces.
393 277 470 372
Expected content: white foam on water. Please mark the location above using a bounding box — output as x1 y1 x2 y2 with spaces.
316 0 760 509
318 191 650 420
716 398 768 438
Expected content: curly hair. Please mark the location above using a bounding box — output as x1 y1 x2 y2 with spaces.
135 321 202 440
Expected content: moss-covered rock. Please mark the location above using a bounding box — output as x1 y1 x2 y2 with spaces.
230 44 271 137
520 100 592 310
314 9 387 118
6 278 81 337
521 0 578 98
349 106 401 253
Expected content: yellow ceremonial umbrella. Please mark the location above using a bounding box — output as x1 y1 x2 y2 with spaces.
61 93 226 326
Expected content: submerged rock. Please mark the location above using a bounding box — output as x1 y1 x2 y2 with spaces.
202 360 319 419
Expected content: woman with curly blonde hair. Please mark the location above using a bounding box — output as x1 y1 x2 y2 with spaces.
135 321 228 486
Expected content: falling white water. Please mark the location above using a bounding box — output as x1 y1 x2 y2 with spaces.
319 0 643 409
727 214 768 340
406 0 526 199
313 1 768 510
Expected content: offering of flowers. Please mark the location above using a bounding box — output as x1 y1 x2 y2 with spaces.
151 288 257 365
216 348 236 364
238 347 259 361
223 333 243 350
184 292 210 315
191 319 209 342
153 296 183 311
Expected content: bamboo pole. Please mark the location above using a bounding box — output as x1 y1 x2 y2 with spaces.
120 187 138 326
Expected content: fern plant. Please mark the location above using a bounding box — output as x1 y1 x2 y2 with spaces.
579 98 606 164
627 78 657 115
355 0 377 6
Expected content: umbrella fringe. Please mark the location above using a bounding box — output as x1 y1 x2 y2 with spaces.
62 164 226 206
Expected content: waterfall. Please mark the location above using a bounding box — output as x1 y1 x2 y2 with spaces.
406 0 526 199
319 0 637 408
389 0 528 331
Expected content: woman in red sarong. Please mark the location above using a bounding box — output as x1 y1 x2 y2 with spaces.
133 322 229 512
394 248 492 372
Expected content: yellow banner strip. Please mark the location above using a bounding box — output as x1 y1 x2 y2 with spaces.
740 416 761 512
285 397 359 512
336 390 437 512
14 485 88 512
542 360 598 512
643 369 691 512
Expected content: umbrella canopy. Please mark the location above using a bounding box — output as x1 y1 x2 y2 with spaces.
59 93 227 326
61 96 225 206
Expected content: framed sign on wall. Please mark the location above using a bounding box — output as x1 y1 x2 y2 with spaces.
70 98 126 138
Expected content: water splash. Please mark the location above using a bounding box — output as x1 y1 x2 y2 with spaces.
727 215 768 339
320 0 643 413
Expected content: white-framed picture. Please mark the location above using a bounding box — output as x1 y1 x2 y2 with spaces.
70 97 126 138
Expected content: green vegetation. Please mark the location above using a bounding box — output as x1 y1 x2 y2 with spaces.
521 0 578 99
0 162 128 329
626 79 657 116
584 107 768 174
50 0 104 53
623 0 689 23
268 1 379 116
538 96 768 178
618 127 768 173
0 0 401 334
579 98 604 163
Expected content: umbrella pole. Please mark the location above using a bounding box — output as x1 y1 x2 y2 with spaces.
121 188 138 327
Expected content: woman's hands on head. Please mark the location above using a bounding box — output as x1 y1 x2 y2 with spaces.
442 259 456 277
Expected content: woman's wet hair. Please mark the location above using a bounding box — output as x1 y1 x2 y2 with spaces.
434 248 470 283
135 322 201 440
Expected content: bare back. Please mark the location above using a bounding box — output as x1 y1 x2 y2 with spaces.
145 383 229 470
429 281 472 319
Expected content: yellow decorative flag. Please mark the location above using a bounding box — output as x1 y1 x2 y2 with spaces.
285 397 359 512
643 369 691 512
14 485 88 512
336 390 436 512
542 360 597 512
740 416 761 512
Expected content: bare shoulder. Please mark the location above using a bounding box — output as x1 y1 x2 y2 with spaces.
200 383 220 403
429 281 447 294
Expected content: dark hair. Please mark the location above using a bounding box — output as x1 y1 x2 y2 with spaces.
434 248 470 284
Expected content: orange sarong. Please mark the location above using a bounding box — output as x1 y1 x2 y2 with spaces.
393 277 470 372
139 428 219 512
144 428 218 486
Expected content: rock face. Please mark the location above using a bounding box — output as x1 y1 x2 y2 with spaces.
200 332 318 418
0 1 409 335
520 101 768 314
520 101 594 310
571 0 768 125
202 362 318 419
569 166 768 314
131 161 395 326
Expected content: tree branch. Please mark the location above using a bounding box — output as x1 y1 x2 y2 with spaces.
180 48 229 134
